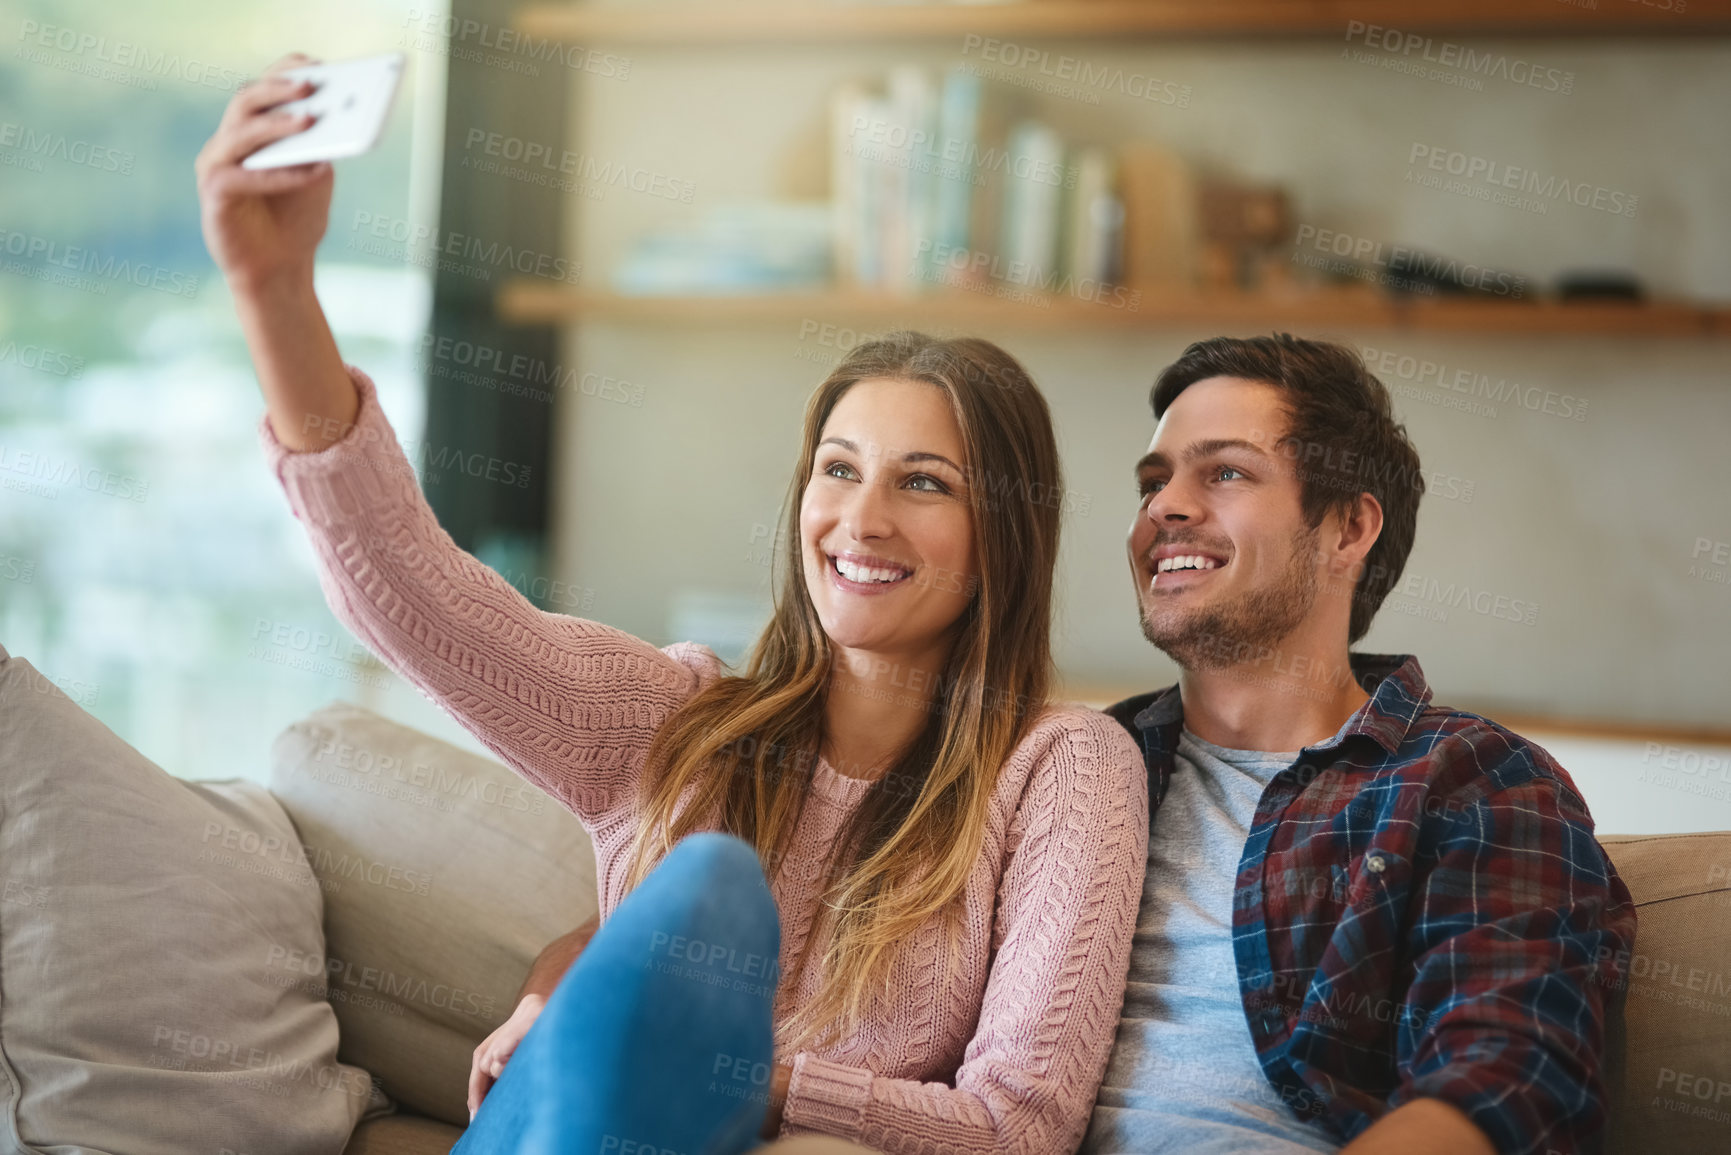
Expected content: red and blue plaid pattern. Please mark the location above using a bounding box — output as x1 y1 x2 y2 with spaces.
1107 653 1637 1155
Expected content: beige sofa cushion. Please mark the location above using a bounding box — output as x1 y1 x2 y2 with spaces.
1601 831 1731 1152
0 643 384 1154
270 701 601 1128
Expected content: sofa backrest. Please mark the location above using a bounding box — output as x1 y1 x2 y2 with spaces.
1600 832 1731 1152
268 701 601 1129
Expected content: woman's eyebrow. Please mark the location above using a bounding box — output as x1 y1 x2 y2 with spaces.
901 451 963 474
819 438 963 475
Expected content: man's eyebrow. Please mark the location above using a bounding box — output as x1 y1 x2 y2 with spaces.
1135 438 1269 475
1135 449 1170 476
1190 438 1270 461
819 438 964 474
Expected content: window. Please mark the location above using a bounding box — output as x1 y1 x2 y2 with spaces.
0 0 473 782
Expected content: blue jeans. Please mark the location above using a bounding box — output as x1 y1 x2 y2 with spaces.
454 832 781 1155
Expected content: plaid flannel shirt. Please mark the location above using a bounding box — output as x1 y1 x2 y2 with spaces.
1106 653 1636 1155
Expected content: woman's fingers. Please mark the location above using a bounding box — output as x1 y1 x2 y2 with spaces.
468 1041 497 1114
234 107 315 155
203 71 320 177
465 1006 538 1117
259 52 321 79
230 75 315 124
204 161 330 203
223 51 323 143
467 1068 493 1115
202 111 317 176
230 52 322 122
487 1029 518 1074
243 107 317 153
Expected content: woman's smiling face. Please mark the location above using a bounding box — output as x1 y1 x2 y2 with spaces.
800 377 979 660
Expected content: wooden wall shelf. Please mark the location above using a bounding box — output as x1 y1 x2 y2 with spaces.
514 1 1731 46
497 282 1731 337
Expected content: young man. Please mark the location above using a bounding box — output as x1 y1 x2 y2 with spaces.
1083 333 1635 1155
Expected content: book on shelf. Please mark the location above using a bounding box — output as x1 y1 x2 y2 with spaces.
883 65 936 294
930 65 982 271
999 119 1065 289
1118 142 1198 289
1065 146 1122 288
829 63 1141 303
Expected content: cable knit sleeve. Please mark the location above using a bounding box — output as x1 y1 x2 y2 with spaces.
781 709 1150 1154
257 360 715 825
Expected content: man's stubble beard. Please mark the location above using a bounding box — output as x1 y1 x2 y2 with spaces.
1139 524 1322 671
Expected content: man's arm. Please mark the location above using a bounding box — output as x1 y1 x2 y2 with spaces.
516 914 600 1003
1383 760 1636 1154
1341 1098 1496 1155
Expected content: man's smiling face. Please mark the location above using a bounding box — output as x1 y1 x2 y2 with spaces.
1127 375 1322 669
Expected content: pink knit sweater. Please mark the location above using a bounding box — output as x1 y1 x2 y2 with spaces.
260 362 1149 1155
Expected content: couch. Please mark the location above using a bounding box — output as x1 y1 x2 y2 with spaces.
2 641 1725 1153
299 704 1731 1155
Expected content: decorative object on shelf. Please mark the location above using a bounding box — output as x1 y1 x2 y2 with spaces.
1197 180 1293 290
1555 272 1645 301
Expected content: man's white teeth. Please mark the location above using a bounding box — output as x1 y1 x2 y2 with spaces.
835 557 907 584
1156 554 1221 573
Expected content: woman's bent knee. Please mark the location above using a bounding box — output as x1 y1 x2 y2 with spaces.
660 831 763 883
631 833 779 957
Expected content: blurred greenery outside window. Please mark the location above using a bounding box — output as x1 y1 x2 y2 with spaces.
0 0 486 782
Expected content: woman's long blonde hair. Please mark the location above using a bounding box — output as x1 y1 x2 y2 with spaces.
622 331 1064 1049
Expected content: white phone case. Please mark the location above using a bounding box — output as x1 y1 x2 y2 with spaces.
242 53 405 170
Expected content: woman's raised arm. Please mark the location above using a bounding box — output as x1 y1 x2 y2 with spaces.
198 54 712 824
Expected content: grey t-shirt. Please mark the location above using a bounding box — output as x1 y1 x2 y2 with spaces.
1080 729 1341 1154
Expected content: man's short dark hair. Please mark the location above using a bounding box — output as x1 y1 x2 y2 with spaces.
1150 333 1422 644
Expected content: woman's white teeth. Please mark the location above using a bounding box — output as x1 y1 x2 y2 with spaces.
1156 554 1221 573
835 557 907 584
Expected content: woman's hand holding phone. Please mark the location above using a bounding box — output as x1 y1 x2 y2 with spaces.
195 52 334 296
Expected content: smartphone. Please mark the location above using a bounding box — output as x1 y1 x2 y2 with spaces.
242 53 405 170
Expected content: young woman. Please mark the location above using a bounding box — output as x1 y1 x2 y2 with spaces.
197 53 1149 1155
